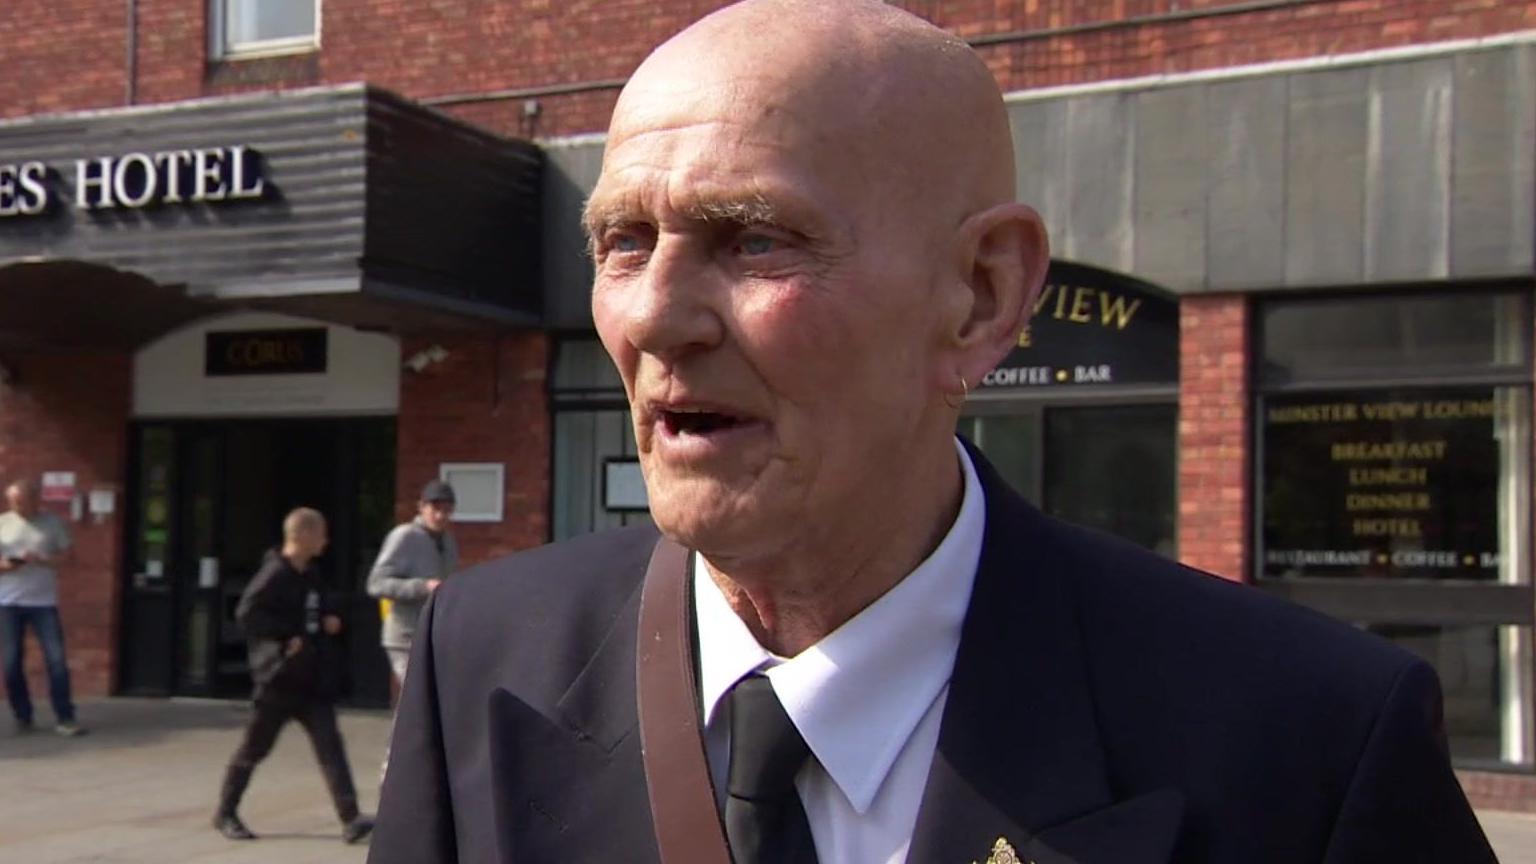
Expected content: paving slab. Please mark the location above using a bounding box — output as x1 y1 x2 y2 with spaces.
0 698 387 864
3 697 1535 862
1483 810 1536 864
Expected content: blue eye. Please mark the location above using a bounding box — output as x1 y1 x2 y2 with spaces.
601 226 652 257
737 234 777 256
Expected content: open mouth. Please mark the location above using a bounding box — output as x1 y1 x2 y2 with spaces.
658 407 749 436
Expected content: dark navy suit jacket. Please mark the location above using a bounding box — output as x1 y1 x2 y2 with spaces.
370 450 1495 863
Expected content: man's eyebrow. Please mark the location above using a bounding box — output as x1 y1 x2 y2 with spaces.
690 196 779 225
581 197 624 237
582 194 783 236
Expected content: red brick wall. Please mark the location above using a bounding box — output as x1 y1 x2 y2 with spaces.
955 0 1536 91
1460 770 1536 814
1177 295 1248 582
0 351 130 705
415 0 1536 138
4 0 129 115
133 0 214 103
395 330 550 569
5 1 1535 136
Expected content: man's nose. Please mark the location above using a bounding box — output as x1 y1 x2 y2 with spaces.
621 240 725 361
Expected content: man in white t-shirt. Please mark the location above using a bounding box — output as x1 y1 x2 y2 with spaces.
0 479 83 737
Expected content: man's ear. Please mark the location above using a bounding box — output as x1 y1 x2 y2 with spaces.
941 202 1049 390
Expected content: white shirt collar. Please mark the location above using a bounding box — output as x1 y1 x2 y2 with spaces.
694 438 985 814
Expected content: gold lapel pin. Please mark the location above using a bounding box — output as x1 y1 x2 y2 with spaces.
972 836 1030 864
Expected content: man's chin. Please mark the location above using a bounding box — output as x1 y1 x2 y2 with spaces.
649 493 761 553
652 510 726 552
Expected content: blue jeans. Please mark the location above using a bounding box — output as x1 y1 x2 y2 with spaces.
0 605 75 724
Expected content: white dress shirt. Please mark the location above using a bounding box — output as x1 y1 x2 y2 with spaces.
694 439 985 864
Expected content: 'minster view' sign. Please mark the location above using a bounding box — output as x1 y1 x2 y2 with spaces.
0 145 267 217
979 261 1179 390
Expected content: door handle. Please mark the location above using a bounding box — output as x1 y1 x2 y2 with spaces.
198 557 219 589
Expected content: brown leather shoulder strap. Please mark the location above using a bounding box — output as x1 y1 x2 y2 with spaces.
637 536 734 864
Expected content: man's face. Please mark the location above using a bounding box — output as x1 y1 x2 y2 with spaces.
587 71 949 556
418 500 453 533
302 523 329 558
7 485 35 516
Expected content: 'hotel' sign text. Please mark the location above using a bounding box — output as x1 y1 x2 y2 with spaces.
0 145 267 217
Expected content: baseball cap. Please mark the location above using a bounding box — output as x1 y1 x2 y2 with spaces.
420 479 456 505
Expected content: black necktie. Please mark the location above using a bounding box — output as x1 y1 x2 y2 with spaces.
723 674 820 864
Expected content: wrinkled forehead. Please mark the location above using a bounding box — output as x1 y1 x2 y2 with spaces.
589 2 1010 240
589 67 893 226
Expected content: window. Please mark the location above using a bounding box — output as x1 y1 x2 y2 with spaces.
1263 386 1527 583
550 340 653 540
958 402 1178 556
438 463 505 524
212 0 319 59
1256 290 1534 768
1259 292 1527 385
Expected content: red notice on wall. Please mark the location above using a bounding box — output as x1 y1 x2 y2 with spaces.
41 471 76 503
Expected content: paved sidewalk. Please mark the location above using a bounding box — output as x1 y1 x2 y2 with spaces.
0 698 388 863
1486 810 1536 864
3 697 1536 862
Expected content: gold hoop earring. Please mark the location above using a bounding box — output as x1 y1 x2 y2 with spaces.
944 373 969 410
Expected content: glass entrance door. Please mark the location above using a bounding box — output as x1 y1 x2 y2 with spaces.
119 427 177 694
177 428 222 693
959 402 1177 555
1042 405 1177 555
119 418 396 705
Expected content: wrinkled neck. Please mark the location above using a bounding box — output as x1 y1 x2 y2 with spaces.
705 440 963 656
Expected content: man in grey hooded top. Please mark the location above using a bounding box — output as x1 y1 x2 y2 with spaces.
366 479 458 688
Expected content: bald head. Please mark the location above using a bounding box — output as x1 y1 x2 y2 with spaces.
587 0 1048 578
609 0 1016 224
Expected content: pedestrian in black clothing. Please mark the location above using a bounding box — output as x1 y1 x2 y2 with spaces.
213 507 374 844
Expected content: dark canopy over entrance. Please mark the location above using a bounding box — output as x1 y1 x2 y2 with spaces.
0 84 544 336
0 261 212 351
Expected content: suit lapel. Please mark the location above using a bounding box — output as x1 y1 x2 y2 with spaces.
554 569 648 753
487 559 663 864
907 445 1183 864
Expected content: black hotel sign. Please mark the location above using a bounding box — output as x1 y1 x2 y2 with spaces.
206 329 328 377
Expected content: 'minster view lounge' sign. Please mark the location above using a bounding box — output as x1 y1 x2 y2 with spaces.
1261 390 1502 580
980 261 1179 390
0 144 267 217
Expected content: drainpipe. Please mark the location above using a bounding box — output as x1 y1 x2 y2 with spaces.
126 0 138 105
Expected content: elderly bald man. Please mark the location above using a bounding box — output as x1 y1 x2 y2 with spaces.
372 2 1493 863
